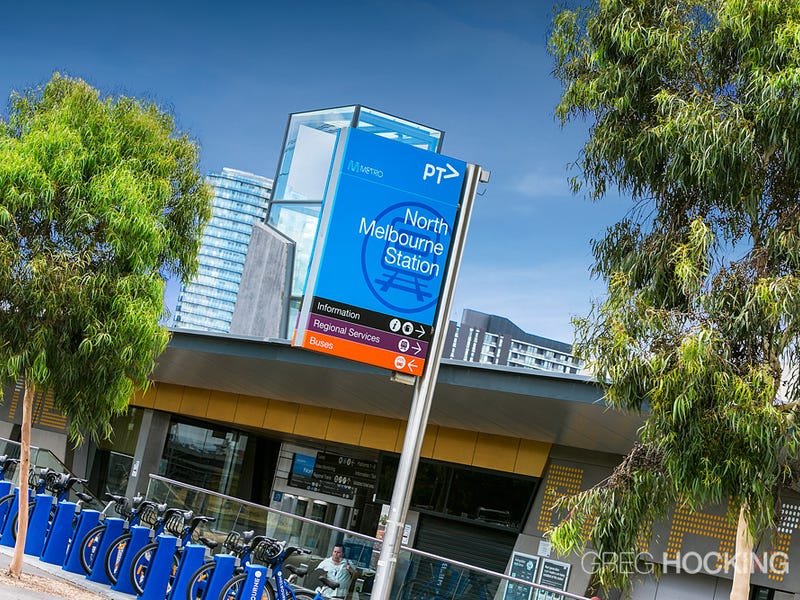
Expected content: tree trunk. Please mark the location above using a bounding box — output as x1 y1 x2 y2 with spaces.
730 504 753 600
7 382 34 577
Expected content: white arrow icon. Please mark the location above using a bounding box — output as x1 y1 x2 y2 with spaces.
415 326 426 338
412 342 422 355
443 163 460 179
407 360 418 373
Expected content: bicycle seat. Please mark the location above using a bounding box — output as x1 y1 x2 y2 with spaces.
285 564 309 577
242 530 255 542
65 476 88 491
75 491 94 504
319 576 340 590
198 536 219 551
103 493 125 503
190 515 215 526
286 546 310 557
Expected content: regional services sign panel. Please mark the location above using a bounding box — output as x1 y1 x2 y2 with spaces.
293 127 466 376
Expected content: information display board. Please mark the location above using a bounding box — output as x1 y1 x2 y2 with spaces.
294 127 467 376
287 450 377 500
503 552 540 600
533 559 571 600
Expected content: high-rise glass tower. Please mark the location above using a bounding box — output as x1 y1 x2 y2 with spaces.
174 168 273 332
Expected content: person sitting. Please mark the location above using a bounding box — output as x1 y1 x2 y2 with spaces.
316 544 355 599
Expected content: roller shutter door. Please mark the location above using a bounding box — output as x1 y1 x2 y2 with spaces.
414 514 516 573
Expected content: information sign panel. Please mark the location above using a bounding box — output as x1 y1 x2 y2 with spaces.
294 127 467 375
503 552 540 600
533 559 571 600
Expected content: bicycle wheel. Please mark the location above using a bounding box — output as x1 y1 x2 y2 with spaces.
79 523 106 574
104 532 131 584
218 574 247 600
130 541 159 595
216 573 273 600
186 560 215 600
131 542 180 596
0 493 15 530
10 500 36 542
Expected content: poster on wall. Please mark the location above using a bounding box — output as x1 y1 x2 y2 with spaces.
533 559 571 600
503 552 540 600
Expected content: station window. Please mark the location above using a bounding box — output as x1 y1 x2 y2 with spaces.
375 454 538 532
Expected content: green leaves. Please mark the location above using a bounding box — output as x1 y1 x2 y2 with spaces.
0 74 211 442
549 0 800 593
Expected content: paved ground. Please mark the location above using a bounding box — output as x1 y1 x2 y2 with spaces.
0 545 131 599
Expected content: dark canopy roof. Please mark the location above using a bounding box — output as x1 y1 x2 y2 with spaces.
153 330 642 454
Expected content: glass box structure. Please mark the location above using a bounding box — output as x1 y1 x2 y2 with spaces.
267 105 444 334
174 168 274 332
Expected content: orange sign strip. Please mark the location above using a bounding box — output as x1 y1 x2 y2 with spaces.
301 331 425 376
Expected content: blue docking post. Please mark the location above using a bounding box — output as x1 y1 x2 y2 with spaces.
239 564 269 600
138 534 178 600
203 553 236 600
0 488 25 546
63 509 100 573
25 494 55 556
40 501 76 564
86 517 125 584
0 481 13 527
111 525 152 595
167 543 207 600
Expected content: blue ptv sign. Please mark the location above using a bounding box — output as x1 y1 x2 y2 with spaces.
294 127 467 376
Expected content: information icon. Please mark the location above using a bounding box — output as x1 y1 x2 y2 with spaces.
389 318 402 332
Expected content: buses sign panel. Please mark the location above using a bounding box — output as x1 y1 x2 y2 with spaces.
293 127 466 376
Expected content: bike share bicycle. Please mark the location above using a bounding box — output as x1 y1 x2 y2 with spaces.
130 509 217 596
78 492 149 574
0 455 20 530
186 529 266 600
10 468 93 542
217 539 341 600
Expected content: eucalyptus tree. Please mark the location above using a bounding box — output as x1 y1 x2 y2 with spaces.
548 2 800 598
0 74 211 576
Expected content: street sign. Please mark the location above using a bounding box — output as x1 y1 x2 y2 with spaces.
294 127 467 375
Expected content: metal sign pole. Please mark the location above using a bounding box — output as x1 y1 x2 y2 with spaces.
370 164 486 600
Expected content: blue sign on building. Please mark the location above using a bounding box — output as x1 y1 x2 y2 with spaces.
295 127 468 375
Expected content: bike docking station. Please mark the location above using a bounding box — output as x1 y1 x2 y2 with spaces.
0 480 12 524
62 507 100 574
39 498 76 564
242 564 269 600
111 524 152 594
137 533 177 600
166 542 206 600
202 553 237 600
86 516 125 584
25 492 54 556
0 487 29 547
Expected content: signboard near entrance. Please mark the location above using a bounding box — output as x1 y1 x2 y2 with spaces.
293 127 466 376
504 552 540 600
287 450 377 500
533 559 571 600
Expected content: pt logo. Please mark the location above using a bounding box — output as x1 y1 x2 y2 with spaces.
423 162 460 184
360 201 451 315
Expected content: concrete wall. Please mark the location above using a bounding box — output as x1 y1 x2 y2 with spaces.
230 222 295 339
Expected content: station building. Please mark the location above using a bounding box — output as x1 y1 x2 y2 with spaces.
1 105 799 600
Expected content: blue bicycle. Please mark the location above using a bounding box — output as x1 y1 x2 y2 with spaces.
217 539 339 600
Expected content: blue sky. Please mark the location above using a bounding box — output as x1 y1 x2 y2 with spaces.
0 0 629 343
